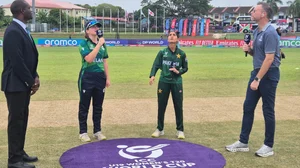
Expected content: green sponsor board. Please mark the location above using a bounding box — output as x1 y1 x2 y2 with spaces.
280 40 300 48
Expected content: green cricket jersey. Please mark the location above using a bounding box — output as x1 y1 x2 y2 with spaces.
78 39 108 73
150 47 188 83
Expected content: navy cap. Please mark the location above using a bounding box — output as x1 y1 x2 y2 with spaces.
85 20 102 30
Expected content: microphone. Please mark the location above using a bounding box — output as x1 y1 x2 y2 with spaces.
170 62 176 70
96 30 103 38
244 34 251 57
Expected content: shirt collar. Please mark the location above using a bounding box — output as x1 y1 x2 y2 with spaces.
261 22 271 32
168 46 178 54
86 38 97 45
13 18 27 32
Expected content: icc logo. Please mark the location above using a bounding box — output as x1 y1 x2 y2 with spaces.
117 144 170 159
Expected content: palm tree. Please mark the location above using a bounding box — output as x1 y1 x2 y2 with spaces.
263 0 283 15
287 0 300 17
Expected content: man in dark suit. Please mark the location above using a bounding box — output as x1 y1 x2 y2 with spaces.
1 0 40 168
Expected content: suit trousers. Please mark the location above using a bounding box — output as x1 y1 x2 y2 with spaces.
5 91 31 163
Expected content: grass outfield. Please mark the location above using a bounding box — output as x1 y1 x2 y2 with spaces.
0 47 299 101
0 47 299 167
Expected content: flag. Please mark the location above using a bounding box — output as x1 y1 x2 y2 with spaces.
125 10 128 21
148 9 154 16
140 9 145 17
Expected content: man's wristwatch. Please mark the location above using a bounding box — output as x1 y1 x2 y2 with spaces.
254 77 261 82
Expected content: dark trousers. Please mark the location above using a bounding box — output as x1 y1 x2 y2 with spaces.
157 81 184 131
239 68 280 148
5 91 31 163
78 72 106 134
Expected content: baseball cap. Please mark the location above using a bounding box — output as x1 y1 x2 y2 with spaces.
85 20 102 30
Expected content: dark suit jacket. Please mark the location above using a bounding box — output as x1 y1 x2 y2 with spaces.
1 21 39 92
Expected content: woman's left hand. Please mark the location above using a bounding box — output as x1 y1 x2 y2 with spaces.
169 67 179 74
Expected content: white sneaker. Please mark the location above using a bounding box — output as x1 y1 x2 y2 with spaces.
176 131 185 139
225 141 249 152
255 144 274 157
151 129 164 138
93 131 107 141
79 133 91 142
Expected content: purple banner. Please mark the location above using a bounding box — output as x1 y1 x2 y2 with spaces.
127 39 168 46
105 39 128 46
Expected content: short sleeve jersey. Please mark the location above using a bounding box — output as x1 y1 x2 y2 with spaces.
78 39 108 73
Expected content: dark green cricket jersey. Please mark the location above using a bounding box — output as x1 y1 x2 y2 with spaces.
78 39 108 73
150 47 188 83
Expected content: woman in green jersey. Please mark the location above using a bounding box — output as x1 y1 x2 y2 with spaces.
149 30 188 139
77 20 110 142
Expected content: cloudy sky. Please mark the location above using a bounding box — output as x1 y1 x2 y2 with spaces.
0 0 291 11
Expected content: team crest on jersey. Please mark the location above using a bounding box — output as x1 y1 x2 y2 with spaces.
177 54 181 59
90 44 94 49
163 51 168 57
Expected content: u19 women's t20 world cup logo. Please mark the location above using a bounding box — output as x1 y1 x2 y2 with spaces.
117 144 170 159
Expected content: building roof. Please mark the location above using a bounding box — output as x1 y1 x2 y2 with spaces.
93 16 127 22
234 6 254 14
278 6 289 13
209 7 225 14
223 7 238 14
209 6 254 14
2 0 86 10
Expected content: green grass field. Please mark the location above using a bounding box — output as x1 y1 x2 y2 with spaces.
0 47 300 168
0 47 299 101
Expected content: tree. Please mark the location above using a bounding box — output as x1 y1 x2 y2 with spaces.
36 11 48 23
1 16 13 27
91 4 126 18
185 0 212 16
262 0 283 15
48 9 68 28
75 4 92 9
143 0 211 17
0 7 5 27
288 0 300 17
48 9 60 27
0 7 4 20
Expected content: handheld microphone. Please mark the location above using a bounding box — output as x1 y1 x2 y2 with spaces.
244 34 251 57
170 62 176 69
96 30 103 38
169 62 177 76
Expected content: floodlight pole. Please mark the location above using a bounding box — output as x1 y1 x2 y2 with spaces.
32 0 36 24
